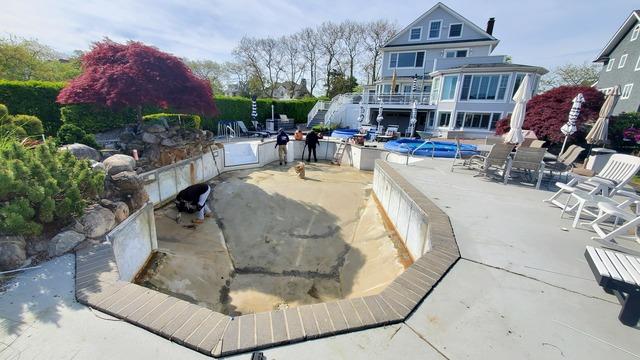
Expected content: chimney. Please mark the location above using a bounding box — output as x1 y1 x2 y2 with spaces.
486 17 495 35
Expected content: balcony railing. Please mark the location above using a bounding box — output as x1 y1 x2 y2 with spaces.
363 92 432 105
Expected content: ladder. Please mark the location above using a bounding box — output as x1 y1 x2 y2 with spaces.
332 140 347 165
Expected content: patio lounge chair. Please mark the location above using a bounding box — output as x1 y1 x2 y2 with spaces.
584 246 640 326
529 140 546 148
545 145 586 181
465 143 516 179
544 154 640 209
582 191 640 255
504 147 547 189
237 121 269 138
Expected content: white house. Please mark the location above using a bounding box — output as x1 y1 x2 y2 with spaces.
310 2 548 138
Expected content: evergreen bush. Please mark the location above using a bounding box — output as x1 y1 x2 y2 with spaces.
57 123 99 148
142 113 201 129
0 141 104 236
11 114 44 136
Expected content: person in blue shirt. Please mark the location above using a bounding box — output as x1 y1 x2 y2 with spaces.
275 129 290 165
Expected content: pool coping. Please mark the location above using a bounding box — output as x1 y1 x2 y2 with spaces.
74 160 460 357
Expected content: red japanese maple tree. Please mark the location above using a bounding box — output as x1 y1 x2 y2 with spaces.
57 40 217 124
495 86 604 144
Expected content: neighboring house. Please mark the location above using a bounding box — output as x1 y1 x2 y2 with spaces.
313 2 547 138
594 10 640 115
272 79 311 100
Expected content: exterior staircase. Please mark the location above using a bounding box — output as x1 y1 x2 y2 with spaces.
307 109 327 129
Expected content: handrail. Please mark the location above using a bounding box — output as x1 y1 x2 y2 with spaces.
306 100 327 127
225 125 236 143
408 140 436 164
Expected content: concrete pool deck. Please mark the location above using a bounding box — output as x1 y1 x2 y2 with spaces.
1 157 639 359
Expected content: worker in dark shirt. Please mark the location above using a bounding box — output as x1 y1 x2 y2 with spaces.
305 129 319 162
275 129 290 165
175 183 212 224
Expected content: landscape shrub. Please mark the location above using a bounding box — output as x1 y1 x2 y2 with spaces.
10 114 44 136
0 141 104 236
311 124 337 134
143 113 201 129
0 123 27 139
0 81 66 135
56 123 99 149
495 86 605 145
609 112 640 154
60 104 136 133
0 104 8 122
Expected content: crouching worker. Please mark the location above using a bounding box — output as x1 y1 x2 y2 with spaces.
175 183 212 224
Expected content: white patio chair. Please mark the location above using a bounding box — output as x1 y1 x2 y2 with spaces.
544 154 640 209
583 190 640 256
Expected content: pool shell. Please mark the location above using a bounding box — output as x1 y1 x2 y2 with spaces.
74 160 460 357
384 139 478 158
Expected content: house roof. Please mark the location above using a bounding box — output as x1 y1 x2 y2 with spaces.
594 10 640 62
383 2 498 48
430 62 548 76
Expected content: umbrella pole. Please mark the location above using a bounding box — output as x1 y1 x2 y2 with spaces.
560 136 569 156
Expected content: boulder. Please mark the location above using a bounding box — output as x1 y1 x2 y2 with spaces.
112 201 130 223
59 143 101 161
103 154 135 176
110 171 144 192
160 138 177 147
144 124 167 133
91 161 106 172
48 230 86 257
80 204 116 238
142 132 160 144
126 190 149 212
26 237 48 257
0 235 26 271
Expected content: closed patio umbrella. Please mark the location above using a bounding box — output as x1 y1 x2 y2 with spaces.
559 93 585 155
504 74 533 144
407 100 418 137
586 85 621 147
391 70 397 94
376 100 384 133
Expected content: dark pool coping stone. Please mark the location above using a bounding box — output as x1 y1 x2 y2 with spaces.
74 159 460 357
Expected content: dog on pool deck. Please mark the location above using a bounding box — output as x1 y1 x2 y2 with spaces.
294 162 305 179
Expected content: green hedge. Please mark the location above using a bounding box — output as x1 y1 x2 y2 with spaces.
143 113 201 129
0 81 65 135
202 96 318 131
60 104 136 133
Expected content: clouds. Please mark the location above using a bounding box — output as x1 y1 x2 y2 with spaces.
0 0 637 68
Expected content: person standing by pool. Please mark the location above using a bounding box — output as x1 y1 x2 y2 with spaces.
175 183 213 224
275 129 289 165
305 129 319 162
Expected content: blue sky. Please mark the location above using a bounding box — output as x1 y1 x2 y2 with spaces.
1 0 637 70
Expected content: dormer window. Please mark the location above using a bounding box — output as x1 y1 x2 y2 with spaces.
428 20 442 39
449 23 463 38
632 25 640 41
409 27 422 41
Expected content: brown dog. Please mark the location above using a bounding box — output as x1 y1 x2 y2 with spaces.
294 162 305 179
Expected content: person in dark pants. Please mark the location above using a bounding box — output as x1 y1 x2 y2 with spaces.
175 183 212 224
305 129 319 162
274 129 289 165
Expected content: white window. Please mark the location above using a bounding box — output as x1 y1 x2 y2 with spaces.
619 54 628 68
437 112 451 127
622 83 633 99
409 27 422 41
445 49 468 58
448 23 463 38
441 75 458 100
454 112 503 130
606 59 615 71
636 55 640 71
632 25 640 41
428 20 442 39
459 74 511 101
389 51 425 69
430 77 441 103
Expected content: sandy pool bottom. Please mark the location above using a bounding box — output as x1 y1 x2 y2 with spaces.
137 162 410 315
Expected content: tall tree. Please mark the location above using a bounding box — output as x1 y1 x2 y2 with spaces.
363 20 397 84
186 59 227 95
281 34 307 98
318 22 343 97
340 21 364 80
540 63 602 91
233 36 284 97
298 27 321 96
57 40 217 124
225 60 251 97
0 35 82 81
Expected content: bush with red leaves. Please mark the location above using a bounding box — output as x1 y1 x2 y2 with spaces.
495 86 604 144
57 40 217 122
